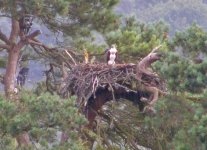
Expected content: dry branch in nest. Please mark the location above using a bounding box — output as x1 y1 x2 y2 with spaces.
29 39 166 112
61 63 136 100
61 60 166 110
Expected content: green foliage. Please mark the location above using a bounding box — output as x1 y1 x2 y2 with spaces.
1 1 207 149
154 24 207 93
91 94 206 150
0 0 120 49
0 57 7 68
141 95 196 150
91 22 207 150
0 0 121 65
117 0 207 33
170 23 207 58
101 94 206 150
142 23 207 149
154 53 207 93
105 17 169 61
0 92 88 149
171 102 207 150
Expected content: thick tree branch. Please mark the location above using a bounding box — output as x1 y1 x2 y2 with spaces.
137 45 162 79
26 30 41 39
28 37 54 50
27 39 43 46
0 29 11 45
9 19 19 43
17 41 27 51
135 45 166 112
16 131 31 147
16 30 42 50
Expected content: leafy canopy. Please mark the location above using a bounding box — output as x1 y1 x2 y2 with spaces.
0 92 88 149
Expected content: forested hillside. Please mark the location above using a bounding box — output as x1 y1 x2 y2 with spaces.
117 0 207 34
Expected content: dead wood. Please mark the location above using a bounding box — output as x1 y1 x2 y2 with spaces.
61 63 138 101
34 43 166 112
136 45 167 112
60 61 166 111
136 45 162 81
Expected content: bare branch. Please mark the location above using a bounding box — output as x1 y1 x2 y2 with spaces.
29 38 54 50
61 62 68 80
0 29 11 45
11 30 42 54
151 44 162 53
64 49 77 65
27 39 43 46
26 30 41 39
0 14 11 18
15 40 27 51
136 45 162 79
134 45 167 112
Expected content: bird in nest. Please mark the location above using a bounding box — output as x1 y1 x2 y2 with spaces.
105 44 118 65
84 49 89 64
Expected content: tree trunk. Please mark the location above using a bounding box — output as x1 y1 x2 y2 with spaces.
16 131 31 148
5 46 32 147
4 47 20 97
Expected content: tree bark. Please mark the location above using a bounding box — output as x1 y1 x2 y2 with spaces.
3 18 20 97
136 45 166 112
4 47 21 97
136 45 162 80
16 131 31 147
3 29 40 97
0 10 42 149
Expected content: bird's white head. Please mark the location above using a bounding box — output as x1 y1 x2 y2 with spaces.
111 44 116 49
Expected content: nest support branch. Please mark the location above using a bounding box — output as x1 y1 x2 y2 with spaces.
60 62 166 111
43 45 167 113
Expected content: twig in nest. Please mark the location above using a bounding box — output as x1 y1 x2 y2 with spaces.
92 76 99 96
64 49 77 65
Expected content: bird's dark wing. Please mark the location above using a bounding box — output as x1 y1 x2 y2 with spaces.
106 51 110 63
105 48 109 54
115 51 117 62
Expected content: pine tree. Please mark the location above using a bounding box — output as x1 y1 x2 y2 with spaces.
0 92 88 149
0 0 120 147
0 0 119 97
105 17 169 62
93 22 207 149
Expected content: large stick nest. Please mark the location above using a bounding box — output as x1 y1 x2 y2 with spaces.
60 63 166 106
